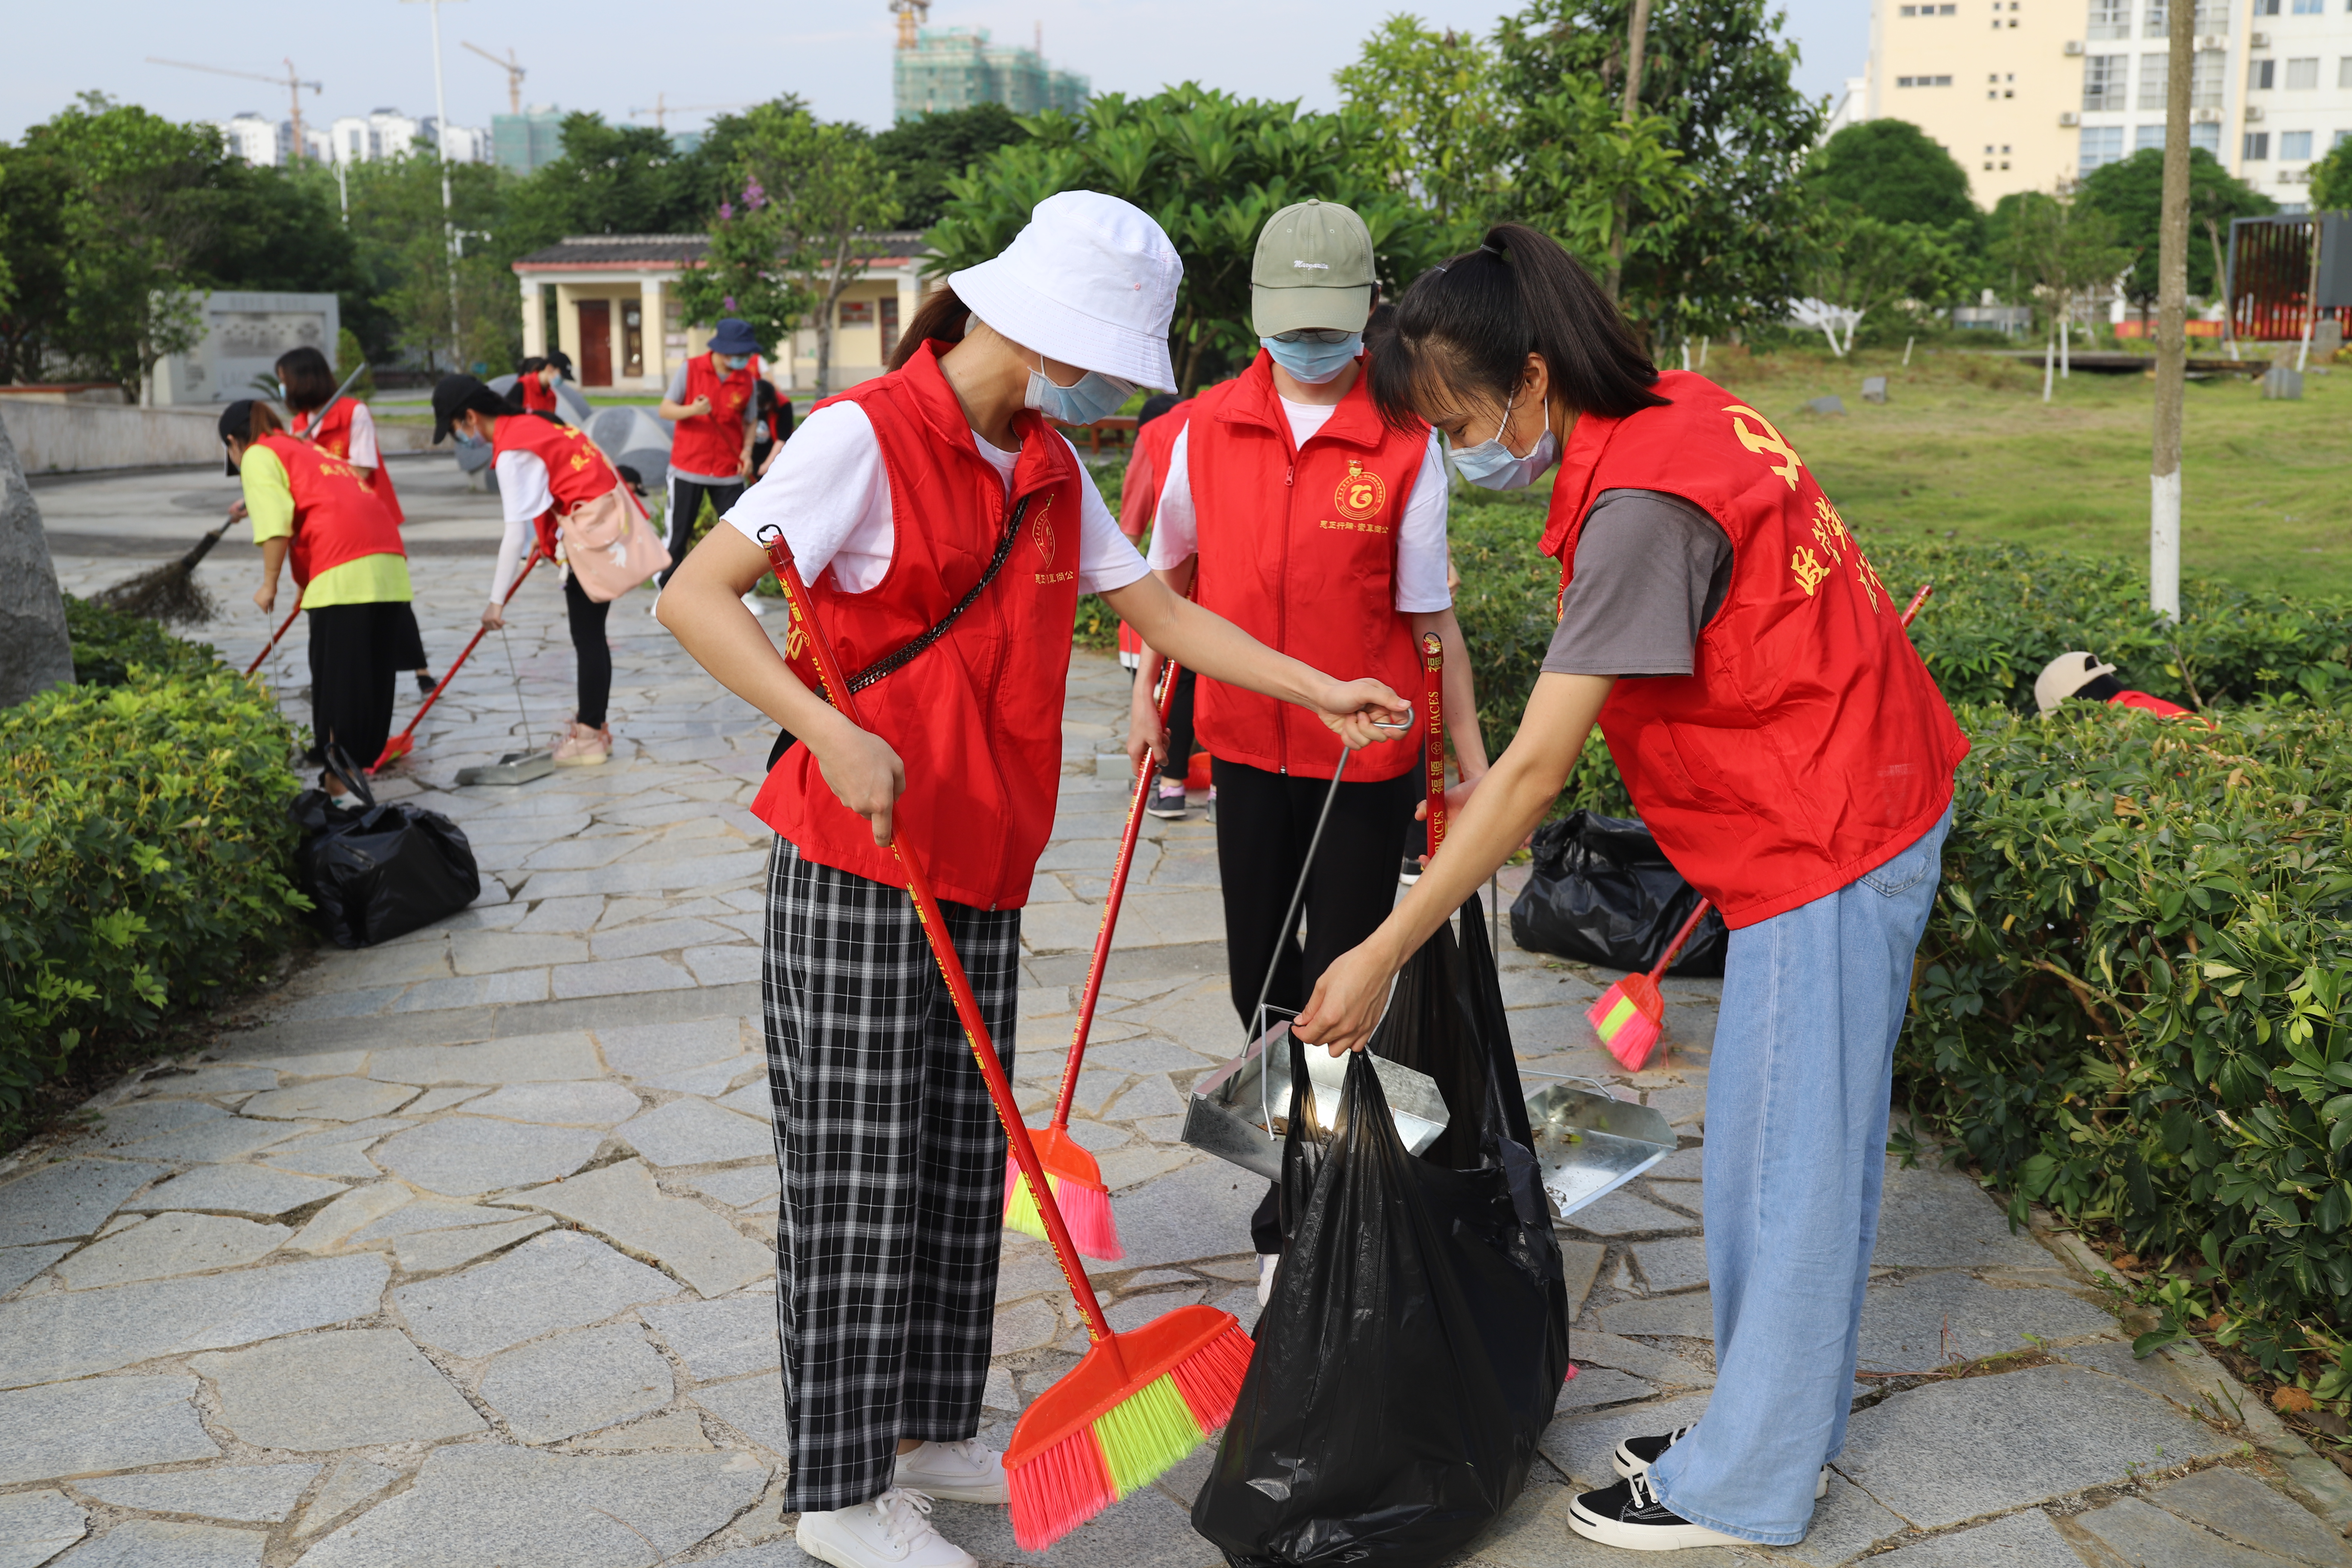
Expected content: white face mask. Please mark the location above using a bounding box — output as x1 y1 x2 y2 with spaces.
1451 389 1557 491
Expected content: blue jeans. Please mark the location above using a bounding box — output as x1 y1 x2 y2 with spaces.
1646 808 1953 1545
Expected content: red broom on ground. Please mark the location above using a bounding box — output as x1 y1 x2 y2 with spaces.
1587 581 1937 1069
1001 660 1182 1260
244 595 305 678
758 533 1252 1551
369 546 547 770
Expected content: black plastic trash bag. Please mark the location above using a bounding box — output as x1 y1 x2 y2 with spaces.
1194 893 1571 1567
1509 810 1728 977
291 750 480 949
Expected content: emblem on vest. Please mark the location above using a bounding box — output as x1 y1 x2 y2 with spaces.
1723 404 1804 490
1333 459 1386 522
1032 497 1073 584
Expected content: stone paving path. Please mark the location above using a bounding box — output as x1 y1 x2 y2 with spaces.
11 459 2352 1567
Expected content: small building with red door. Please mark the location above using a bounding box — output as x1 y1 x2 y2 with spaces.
510 233 935 396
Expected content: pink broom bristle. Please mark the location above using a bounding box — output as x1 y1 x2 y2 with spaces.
1603 1010 1661 1071
1587 980 1664 1071
1009 1427 1115 1552
1054 1179 1124 1262
1169 1320 1255 1430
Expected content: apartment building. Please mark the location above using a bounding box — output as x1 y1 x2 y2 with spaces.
1863 0 2352 207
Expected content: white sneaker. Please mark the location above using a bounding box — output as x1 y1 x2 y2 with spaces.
796 1489 974 1568
1257 1253 1279 1308
891 1438 1007 1504
647 588 662 618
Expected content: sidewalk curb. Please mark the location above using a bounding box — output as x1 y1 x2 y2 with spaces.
2028 1205 2352 1537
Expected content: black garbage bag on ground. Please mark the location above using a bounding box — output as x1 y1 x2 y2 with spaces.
1509 810 1728 977
291 750 479 948
1194 893 1571 1567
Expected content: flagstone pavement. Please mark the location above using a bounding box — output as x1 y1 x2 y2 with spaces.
11 456 2352 1567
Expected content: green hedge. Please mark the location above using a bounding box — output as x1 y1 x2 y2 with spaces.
1 605 309 1127
63 595 221 687
1903 701 2352 1381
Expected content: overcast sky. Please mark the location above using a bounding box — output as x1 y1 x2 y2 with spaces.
2 0 1866 149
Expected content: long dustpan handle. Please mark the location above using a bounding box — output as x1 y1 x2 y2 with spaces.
1645 580 1934 978
758 528 1121 1352
244 591 306 678
1052 659 1180 1132
371 545 547 770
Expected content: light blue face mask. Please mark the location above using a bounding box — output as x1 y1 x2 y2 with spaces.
1262 331 1363 385
1452 391 1558 490
717 354 751 373
1026 356 1136 425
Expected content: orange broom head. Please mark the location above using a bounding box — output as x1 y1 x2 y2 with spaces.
1587 972 1665 1071
377 735 413 764
1003 1126 1123 1261
1003 1303 1253 1552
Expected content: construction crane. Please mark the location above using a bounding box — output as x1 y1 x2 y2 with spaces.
626 95 755 130
147 56 321 161
891 0 932 50
459 42 525 116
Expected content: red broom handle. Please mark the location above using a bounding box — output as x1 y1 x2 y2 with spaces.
1420 632 1447 854
760 532 1122 1352
1648 580 1936 971
244 594 305 677
1052 660 1179 1132
371 546 547 770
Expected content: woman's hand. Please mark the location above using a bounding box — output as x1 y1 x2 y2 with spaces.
253 582 276 613
228 500 248 524
480 602 506 632
1315 678 1413 749
1294 934 1404 1056
1126 686 1167 776
810 721 907 846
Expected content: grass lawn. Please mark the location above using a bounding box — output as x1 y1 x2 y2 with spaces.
1698 343 2351 598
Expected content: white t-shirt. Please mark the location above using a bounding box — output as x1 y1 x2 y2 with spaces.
487 448 555 601
722 402 1150 596
1145 402 1452 612
343 403 380 469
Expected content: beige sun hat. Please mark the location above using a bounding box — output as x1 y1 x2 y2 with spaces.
2034 651 2119 715
948 191 1182 390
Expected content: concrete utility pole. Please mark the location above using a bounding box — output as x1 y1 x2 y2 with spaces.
405 0 466 370
1605 0 1654 304
2149 0 2192 621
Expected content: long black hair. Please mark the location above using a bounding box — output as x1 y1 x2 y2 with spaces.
1367 224 1664 431
274 346 337 412
888 285 969 372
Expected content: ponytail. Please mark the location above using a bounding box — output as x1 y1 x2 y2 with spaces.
247 401 285 441
888 284 970 373
1366 224 1664 430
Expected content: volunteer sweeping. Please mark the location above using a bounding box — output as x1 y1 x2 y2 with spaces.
429 376 643 767
655 317 763 588
1294 224 1969 1555
224 398 411 793
656 191 1409 1568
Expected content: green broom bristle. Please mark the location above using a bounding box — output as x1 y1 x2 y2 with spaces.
1003 1168 1058 1242
1091 1373 1205 1498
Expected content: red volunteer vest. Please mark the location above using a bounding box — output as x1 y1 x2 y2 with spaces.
2110 690 2192 719
293 400 403 524
1546 370 1970 928
1115 398 1198 664
518 375 558 414
750 342 1085 910
1186 353 1426 782
492 412 622 556
670 352 761 478
255 433 404 590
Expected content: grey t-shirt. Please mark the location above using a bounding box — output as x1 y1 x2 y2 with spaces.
1540 488 1732 678
665 363 758 487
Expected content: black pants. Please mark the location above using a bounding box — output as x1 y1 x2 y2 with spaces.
388 602 430 672
565 574 611 728
662 475 744 586
305 602 404 772
1158 667 1199 784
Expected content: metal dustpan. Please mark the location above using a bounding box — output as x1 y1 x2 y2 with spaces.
1181 1017 1450 1182
1524 1078 1676 1220
456 749 556 787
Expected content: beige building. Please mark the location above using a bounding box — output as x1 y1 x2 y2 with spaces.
1863 0 2352 205
510 233 933 396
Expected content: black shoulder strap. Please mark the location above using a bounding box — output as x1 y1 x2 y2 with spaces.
766 494 1031 770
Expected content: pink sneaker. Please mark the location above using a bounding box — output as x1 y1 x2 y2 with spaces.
551 720 611 766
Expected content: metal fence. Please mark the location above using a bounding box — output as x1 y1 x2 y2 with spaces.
2228 213 2352 341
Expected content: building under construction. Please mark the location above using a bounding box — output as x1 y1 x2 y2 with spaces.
893 25 1088 122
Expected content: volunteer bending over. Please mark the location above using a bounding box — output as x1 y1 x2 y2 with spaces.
1294 224 1968 1556
657 192 1409 1568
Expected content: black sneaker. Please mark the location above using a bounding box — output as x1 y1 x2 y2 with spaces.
1613 1425 1828 1499
1568 1475 1746 1550
1399 854 1423 887
1145 779 1189 819
415 672 438 694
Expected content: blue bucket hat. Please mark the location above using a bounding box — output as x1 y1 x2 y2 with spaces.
708 318 761 357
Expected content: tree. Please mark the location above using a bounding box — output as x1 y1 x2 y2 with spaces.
1333 15 1507 226
2075 145 2271 322
503 113 722 256
873 103 1027 231
0 141 72 384
1508 74 1696 296
1993 188 2131 397
2312 136 2352 211
676 104 900 397
342 150 518 374
1794 213 1964 357
930 86 1457 392
1807 120 1980 232
1491 0 1824 350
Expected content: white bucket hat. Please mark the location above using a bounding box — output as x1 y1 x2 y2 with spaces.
949 191 1182 390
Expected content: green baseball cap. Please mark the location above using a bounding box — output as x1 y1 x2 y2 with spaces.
1251 199 1375 338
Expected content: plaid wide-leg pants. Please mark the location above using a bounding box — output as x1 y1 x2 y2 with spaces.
760 839 1018 1512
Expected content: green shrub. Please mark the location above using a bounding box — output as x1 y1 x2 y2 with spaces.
1903 701 2352 1374
63 596 220 687
0 663 309 1125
